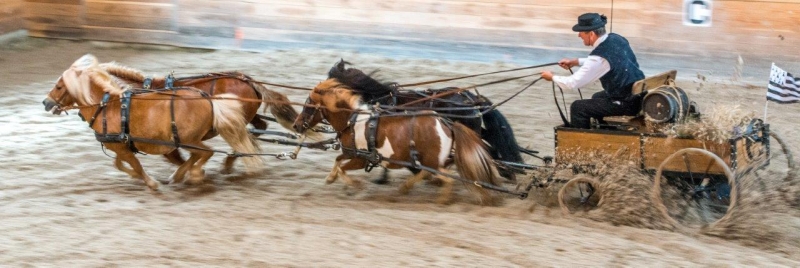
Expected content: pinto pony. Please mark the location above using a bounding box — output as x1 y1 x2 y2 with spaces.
42 54 263 189
97 62 305 168
293 79 500 204
327 60 524 181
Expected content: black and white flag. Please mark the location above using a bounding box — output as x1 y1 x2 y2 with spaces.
768 63 800 104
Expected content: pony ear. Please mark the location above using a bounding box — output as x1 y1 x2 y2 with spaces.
71 54 99 72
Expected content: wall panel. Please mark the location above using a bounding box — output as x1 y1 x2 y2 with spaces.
0 0 26 35
14 0 799 64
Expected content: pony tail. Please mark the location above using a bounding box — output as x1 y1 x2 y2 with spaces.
252 82 322 140
253 82 297 128
451 122 500 204
210 93 265 172
481 109 523 163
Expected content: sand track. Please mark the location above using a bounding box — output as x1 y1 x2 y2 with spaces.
1 38 798 267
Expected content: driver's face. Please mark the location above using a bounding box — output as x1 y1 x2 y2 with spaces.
578 31 595 46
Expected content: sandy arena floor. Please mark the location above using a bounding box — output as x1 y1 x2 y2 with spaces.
1 37 799 267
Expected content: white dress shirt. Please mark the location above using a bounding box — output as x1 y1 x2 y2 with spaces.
553 33 611 91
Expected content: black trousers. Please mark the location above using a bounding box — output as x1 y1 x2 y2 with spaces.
569 91 641 129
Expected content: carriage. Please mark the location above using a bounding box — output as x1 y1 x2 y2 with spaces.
547 70 780 229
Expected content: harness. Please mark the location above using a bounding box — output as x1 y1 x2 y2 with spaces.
340 110 384 172
85 83 207 153
90 90 138 152
338 107 427 173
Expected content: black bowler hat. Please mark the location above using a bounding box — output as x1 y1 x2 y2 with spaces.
572 13 607 32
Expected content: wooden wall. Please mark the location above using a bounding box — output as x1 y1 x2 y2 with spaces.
15 0 800 62
0 0 25 35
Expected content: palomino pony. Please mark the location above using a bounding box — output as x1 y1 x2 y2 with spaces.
293 79 500 204
42 54 263 189
97 62 303 169
327 60 524 181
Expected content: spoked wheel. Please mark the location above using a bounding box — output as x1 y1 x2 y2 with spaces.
652 148 736 229
558 175 602 214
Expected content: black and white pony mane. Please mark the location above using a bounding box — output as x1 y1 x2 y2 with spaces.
327 59 398 104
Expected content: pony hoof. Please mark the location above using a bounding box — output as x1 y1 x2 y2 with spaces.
186 179 205 186
371 177 390 185
425 178 444 187
398 185 410 195
325 176 336 184
168 175 184 184
351 180 365 191
146 180 161 191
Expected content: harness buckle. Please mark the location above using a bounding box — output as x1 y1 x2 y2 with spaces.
327 141 341 151
276 151 296 160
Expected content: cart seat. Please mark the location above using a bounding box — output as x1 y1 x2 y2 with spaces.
601 70 677 127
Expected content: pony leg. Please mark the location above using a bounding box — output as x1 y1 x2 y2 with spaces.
326 156 367 190
221 156 236 175
114 157 138 178
399 170 430 195
325 158 342 184
337 159 369 190
169 152 200 184
163 149 186 166
187 147 214 185
115 150 160 190
371 167 391 185
434 168 455 205
249 117 268 137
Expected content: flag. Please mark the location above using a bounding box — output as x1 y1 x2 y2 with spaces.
768 63 800 104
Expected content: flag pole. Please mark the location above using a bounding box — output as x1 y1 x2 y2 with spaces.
764 62 775 122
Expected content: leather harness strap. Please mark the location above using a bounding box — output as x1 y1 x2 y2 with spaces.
93 91 139 153
169 88 181 148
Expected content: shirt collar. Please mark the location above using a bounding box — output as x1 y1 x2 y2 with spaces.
593 33 609 48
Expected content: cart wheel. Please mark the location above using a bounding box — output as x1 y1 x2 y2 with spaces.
652 148 736 229
768 131 796 171
558 175 602 215
767 131 799 207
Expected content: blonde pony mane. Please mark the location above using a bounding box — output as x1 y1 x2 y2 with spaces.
99 62 149 83
62 54 132 104
315 78 362 110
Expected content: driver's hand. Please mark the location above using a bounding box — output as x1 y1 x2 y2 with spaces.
541 71 554 81
558 58 579 70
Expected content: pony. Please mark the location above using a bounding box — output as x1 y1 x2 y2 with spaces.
327 60 524 181
96 62 304 170
292 79 500 204
42 54 263 190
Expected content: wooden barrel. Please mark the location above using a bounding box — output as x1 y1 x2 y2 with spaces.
642 86 691 123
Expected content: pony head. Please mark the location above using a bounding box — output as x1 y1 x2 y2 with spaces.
43 54 128 114
293 79 361 133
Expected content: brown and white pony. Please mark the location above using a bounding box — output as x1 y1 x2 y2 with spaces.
292 79 500 204
96 62 307 169
42 54 263 190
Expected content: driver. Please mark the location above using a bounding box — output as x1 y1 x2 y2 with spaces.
541 13 645 129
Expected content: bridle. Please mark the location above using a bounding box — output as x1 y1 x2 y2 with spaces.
300 97 322 131
50 86 73 115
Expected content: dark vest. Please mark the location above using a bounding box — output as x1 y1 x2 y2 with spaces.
589 33 645 100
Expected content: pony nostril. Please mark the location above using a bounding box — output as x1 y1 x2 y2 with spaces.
43 99 54 111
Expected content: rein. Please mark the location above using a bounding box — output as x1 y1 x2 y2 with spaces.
244 62 559 92
398 62 559 87
399 73 540 107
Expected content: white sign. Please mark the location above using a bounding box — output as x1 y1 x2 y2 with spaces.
683 0 713 27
